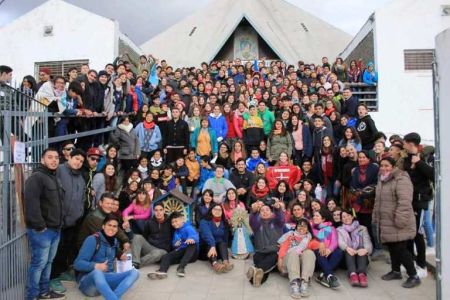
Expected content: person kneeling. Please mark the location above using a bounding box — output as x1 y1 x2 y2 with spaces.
74 214 139 300
199 203 233 273
337 209 373 287
247 200 285 287
278 218 317 299
147 212 199 279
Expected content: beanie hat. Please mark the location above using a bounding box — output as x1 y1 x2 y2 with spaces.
403 132 421 145
98 70 109 78
39 67 51 75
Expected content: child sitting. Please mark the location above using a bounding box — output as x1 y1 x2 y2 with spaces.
246 149 268 172
147 212 199 278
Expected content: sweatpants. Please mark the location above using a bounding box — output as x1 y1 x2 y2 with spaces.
407 208 427 268
283 249 316 282
131 234 167 267
386 241 417 277
345 253 369 274
158 244 198 272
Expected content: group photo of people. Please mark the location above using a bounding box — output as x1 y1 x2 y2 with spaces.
0 53 435 300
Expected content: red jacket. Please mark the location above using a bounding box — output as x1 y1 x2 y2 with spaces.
266 164 302 190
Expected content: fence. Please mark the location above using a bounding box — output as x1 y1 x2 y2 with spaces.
0 83 116 300
345 82 378 111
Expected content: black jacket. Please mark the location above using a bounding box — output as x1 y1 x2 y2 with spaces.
143 216 173 252
163 118 190 148
24 165 64 230
403 154 434 210
356 115 378 150
229 169 255 193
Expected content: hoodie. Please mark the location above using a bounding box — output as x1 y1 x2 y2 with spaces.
208 113 228 141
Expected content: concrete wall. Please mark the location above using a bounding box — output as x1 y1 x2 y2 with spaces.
436 27 450 300
371 0 450 143
0 0 117 82
343 31 375 67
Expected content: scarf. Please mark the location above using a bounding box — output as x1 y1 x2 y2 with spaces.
358 163 369 183
137 164 148 175
342 220 362 250
118 123 133 133
251 185 270 199
279 232 312 258
143 121 155 129
314 221 333 242
380 172 391 182
212 216 222 223
162 174 173 186
100 230 115 247
151 157 163 167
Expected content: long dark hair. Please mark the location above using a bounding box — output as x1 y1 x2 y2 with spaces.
269 119 287 139
104 163 117 193
206 203 227 224
20 75 38 94
222 188 241 211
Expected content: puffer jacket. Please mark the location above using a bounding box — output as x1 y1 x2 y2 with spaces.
372 168 416 243
110 124 141 160
266 133 293 161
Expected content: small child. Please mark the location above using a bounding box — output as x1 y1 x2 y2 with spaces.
147 212 199 278
246 149 268 172
161 164 177 192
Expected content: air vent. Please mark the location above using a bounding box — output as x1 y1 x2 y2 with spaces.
43 25 53 36
300 23 309 32
189 26 197 36
442 5 450 16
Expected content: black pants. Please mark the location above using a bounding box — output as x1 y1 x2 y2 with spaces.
251 251 278 284
158 244 198 272
356 212 375 246
407 208 426 268
345 253 368 274
386 241 417 277
165 147 185 164
199 242 229 264
292 149 304 167
51 226 77 279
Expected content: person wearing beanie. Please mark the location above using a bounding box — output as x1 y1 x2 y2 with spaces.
37 67 51 89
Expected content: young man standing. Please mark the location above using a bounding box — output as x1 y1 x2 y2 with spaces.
24 148 65 300
163 107 190 164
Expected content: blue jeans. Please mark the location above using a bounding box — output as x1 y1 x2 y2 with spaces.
423 203 434 247
26 228 61 300
314 248 344 276
79 269 139 300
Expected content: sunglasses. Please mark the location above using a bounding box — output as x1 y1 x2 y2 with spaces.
89 157 100 162
63 147 75 151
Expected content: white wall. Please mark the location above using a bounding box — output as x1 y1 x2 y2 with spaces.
372 0 450 144
0 0 117 82
436 28 450 300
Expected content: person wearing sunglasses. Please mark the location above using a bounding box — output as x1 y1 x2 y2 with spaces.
82 147 103 212
60 140 76 163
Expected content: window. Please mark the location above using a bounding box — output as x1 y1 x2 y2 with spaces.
404 49 434 71
35 59 89 78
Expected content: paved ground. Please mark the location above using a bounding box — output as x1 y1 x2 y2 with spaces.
63 255 436 300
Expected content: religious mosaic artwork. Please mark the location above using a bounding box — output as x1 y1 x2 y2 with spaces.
234 26 258 60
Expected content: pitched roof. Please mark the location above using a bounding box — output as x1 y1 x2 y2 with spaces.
140 0 352 67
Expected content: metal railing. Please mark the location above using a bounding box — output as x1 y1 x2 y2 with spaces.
345 82 378 111
0 83 117 299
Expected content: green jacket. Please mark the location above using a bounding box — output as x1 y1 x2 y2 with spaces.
243 108 275 136
267 134 293 161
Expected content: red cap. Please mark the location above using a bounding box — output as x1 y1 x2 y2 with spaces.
39 67 51 75
87 147 102 157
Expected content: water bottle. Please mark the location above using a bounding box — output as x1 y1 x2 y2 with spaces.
315 184 323 203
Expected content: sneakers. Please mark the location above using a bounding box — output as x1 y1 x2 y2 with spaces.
381 271 402 281
370 249 385 261
402 275 421 288
49 279 66 294
315 273 330 288
38 291 66 300
176 266 186 277
223 261 234 272
327 274 340 289
57 271 75 282
132 262 140 269
415 265 428 279
246 266 256 281
253 267 264 287
349 272 359 287
299 279 310 297
147 270 168 280
358 273 368 288
289 279 301 299
212 262 226 273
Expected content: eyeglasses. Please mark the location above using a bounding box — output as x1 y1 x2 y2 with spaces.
63 147 75 151
89 157 100 162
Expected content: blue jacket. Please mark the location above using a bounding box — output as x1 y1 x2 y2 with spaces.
208 113 228 140
199 219 229 247
362 63 378 85
300 126 313 158
172 221 199 251
246 157 268 172
74 232 118 278
191 127 218 154
133 123 162 152
197 166 215 190
60 93 79 116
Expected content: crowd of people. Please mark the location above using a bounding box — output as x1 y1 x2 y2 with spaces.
0 54 434 300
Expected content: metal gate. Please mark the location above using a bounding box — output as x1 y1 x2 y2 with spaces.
0 82 49 300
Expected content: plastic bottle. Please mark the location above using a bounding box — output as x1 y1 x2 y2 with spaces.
315 184 323 203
